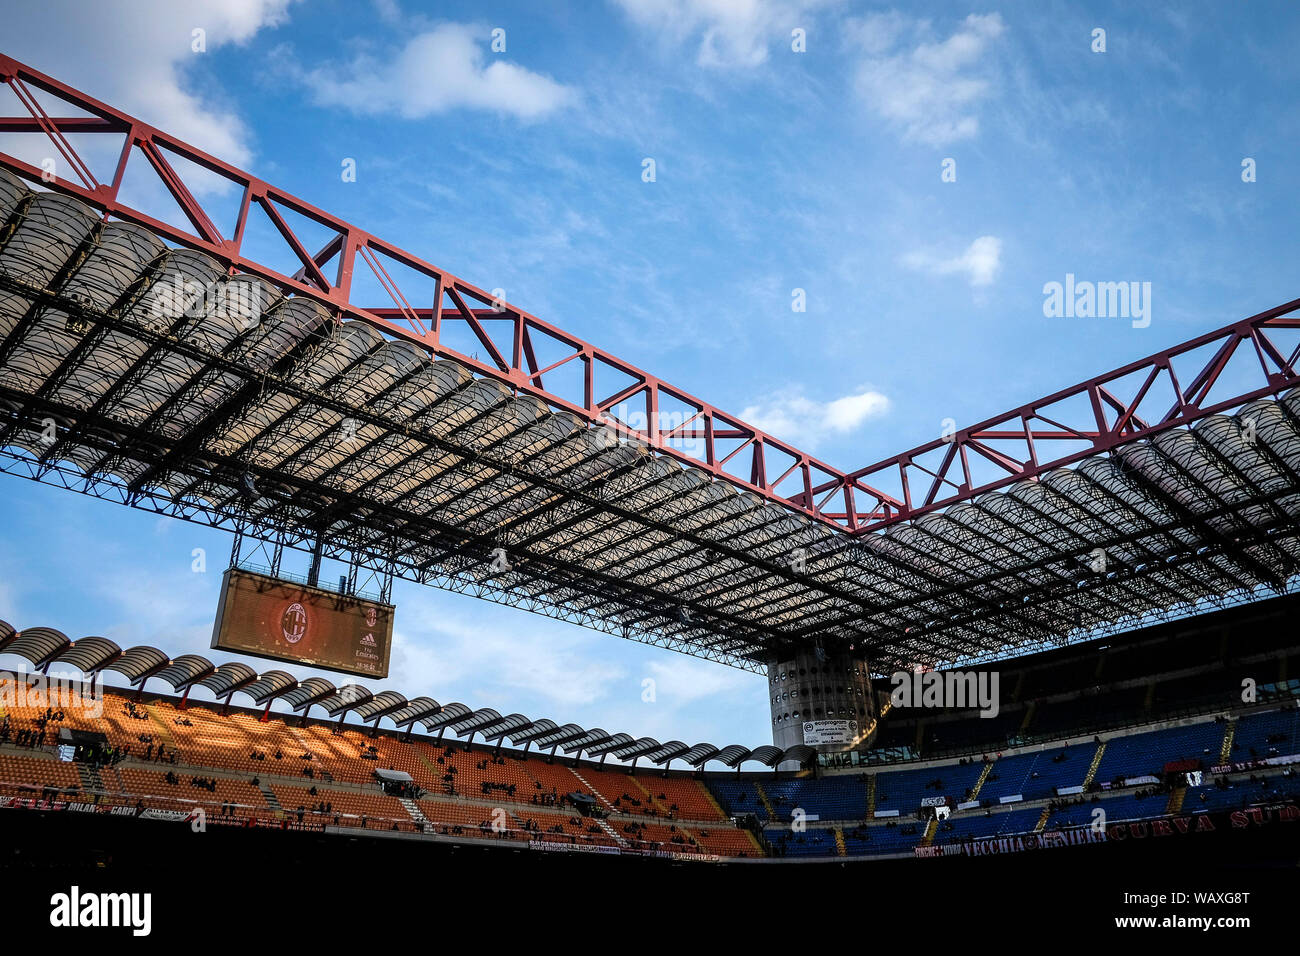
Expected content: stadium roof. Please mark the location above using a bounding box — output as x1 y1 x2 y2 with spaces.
0 55 1298 674
0 623 812 770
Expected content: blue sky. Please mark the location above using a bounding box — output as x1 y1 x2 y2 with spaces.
1 0 1298 750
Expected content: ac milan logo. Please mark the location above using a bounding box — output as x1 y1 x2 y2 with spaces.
281 603 308 644
364 607 377 628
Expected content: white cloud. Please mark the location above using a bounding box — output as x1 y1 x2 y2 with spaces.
902 235 1003 288
612 0 840 69
644 656 754 704
740 386 890 444
1 0 295 169
387 595 626 711
849 12 1005 144
288 23 575 121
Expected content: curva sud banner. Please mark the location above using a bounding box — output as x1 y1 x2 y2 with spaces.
915 801 1300 858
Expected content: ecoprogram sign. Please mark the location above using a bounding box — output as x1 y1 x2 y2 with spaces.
1043 274 1152 328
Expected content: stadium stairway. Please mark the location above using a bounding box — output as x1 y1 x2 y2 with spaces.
1083 742 1107 787
411 746 451 794
142 704 179 753
597 818 630 848
1034 807 1051 833
74 762 103 792
626 774 668 816
1166 787 1187 815
969 761 995 799
920 819 938 847
568 768 615 810
399 797 429 828
1220 720 1237 763
257 781 284 816
866 774 876 815
753 781 776 818
834 828 847 857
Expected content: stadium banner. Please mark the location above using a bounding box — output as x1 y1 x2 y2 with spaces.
874 809 900 818
998 794 1023 804
957 800 981 810
0 794 110 814
1105 802 1300 842
1209 752 1300 775
802 719 858 745
1122 775 1160 787
1 796 72 811
920 796 948 807
139 808 192 821
529 840 621 856
917 802 1300 859
211 567 394 678
916 826 1107 858
652 849 722 862
1056 785 1084 796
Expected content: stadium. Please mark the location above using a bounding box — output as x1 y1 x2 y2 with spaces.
2 5 1299 938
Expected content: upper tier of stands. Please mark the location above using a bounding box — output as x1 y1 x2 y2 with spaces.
868 593 1300 762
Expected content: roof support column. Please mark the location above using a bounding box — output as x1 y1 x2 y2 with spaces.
767 648 875 768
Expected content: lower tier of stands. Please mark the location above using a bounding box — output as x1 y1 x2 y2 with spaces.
2 681 1297 861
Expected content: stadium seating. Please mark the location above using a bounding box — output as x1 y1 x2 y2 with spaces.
768 826 838 857
872 759 985 810
0 679 755 856
1092 720 1227 783
1047 791 1164 827
707 778 771 821
977 745 1088 802
760 775 867 820
0 751 81 790
1230 708 1300 759
1186 774 1300 812
932 808 1041 844
2 677 1298 863
842 821 919 856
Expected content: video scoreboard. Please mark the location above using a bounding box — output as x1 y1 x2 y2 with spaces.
211 568 394 678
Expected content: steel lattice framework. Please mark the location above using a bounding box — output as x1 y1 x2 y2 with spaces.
0 53 1299 674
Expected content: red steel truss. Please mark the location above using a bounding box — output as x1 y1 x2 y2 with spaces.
829 298 1300 530
1 52 1297 535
